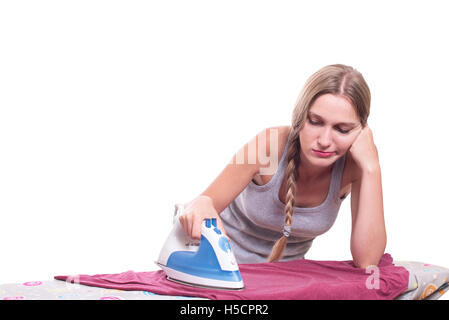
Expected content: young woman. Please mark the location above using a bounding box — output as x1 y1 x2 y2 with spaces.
179 64 386 268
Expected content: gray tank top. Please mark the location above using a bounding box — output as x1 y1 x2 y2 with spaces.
220 138 347 263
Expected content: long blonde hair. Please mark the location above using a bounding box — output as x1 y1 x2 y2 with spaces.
267 64 371 262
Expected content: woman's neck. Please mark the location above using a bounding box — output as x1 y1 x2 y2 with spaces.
298 152 333 183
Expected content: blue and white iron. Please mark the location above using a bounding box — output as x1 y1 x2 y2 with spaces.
156 203 244 290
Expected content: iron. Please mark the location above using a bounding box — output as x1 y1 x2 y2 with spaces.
156 203 244 290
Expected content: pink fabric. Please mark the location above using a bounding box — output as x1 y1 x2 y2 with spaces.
54 253 409 300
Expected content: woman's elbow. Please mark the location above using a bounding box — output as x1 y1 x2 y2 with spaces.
351 241 387 269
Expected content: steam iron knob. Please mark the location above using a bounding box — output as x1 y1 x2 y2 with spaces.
218 235 232 253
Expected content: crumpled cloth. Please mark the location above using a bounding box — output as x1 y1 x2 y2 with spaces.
55 253 409 300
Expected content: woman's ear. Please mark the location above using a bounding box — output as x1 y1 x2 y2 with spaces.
361 121 368 129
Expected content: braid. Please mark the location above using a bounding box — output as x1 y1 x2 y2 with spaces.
267 131 300 262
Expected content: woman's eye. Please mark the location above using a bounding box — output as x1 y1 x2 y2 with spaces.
309 118 350 134
336 127 350 134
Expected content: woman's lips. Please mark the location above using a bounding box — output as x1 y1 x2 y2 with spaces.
312 149 334 157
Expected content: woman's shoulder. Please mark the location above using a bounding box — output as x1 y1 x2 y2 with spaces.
261 125 290 162
252 126 290 184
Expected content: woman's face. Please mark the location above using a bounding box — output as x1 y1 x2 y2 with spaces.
299 93 362 167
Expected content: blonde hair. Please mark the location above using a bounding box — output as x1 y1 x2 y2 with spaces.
267 64 371 262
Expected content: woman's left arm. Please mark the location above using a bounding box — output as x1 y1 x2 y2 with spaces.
348 125 387 269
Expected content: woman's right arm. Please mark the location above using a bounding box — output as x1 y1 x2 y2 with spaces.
179 126 288 239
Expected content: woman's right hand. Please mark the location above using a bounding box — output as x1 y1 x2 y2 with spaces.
178 195 228 240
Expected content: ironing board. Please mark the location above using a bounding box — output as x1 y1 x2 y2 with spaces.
1 260 448 300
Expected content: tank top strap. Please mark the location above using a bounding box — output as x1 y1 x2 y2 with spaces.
269 136 290 187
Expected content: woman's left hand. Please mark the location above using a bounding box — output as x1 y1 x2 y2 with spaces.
348 125 380 172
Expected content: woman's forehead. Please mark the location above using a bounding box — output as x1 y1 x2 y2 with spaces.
309 94 360 125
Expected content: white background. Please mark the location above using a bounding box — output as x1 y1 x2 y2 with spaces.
1 0 448 288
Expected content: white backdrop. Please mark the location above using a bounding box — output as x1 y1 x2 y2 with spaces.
1 0 448 284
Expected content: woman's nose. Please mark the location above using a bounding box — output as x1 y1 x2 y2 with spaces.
317 128 332 148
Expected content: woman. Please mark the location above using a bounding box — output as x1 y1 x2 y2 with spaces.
179 64 386 268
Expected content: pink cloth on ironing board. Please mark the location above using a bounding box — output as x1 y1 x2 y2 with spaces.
54 253 409 300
